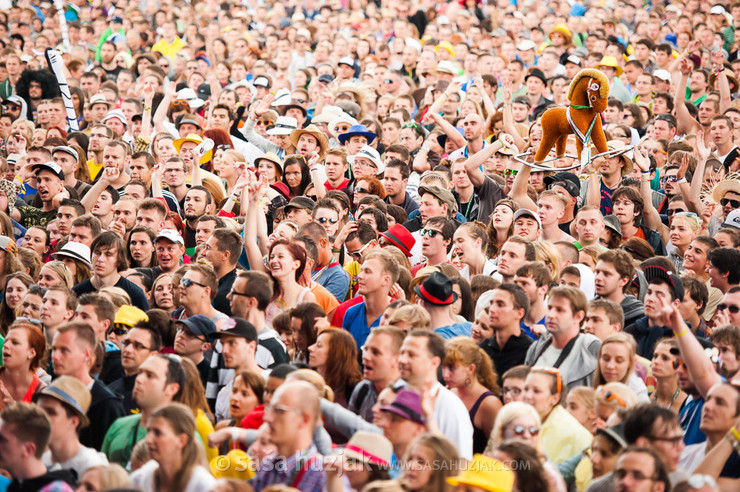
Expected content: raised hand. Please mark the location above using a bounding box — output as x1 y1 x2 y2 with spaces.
103 164 121 183
253 93 274 117
711 49 725 69
696 131 712 160
633 145 650 173
164 80 178 99
679 58 692 76
677 153 690 180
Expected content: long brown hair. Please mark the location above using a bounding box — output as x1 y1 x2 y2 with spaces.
176 356 214 422
149 403 206 491
444 337 499 394
317 328 363 393
401 434 459 492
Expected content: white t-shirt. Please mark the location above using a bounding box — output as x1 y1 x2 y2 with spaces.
432 382 474 461
130 460 216 492
43 445 108 477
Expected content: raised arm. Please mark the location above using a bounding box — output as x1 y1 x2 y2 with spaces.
463 134 510 187
308 151 327 199
712 50 732 113
500 79 528 151
425 111 466 149
633 145 669 242
153 81 177 135
674 56 698 136
242 175 268 272
508 162 537 211
81 168 113 212
239 94 282 155
657 297 722 399
683 131 709 216
139 86 155 139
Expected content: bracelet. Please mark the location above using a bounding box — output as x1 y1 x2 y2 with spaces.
143 105 152 112
731 427 740 441
676 326 689 337
420 146 430 152
231 429 241 443
677 177 687 184
641 171 651 177
331 247 341 253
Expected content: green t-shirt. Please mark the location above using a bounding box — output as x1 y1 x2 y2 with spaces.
101 414 144 467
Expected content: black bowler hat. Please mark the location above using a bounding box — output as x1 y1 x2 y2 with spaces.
524 68 547 84
413 272 458 306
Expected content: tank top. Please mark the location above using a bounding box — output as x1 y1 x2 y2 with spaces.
469 391 495 454
264 287 312 328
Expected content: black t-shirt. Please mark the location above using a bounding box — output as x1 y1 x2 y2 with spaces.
73 276 150 312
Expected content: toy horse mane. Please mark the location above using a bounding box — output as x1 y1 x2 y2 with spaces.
567 69 610 103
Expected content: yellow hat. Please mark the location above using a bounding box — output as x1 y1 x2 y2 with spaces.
598 56 624 76
173 134 213 164
114 305 149 327
435 40 455 57
447 455 515 492
210 449 255 481
548 24 572 44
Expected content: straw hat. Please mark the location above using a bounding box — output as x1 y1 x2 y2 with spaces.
173 134 213 164
338 431 393 467
290 124 329 159
548 24 573 44
598 56 624 76
606 139 633 174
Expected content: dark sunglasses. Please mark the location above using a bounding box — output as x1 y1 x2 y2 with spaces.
665 208 685 216
255 119 273 126
335 124 351 132
661 176 678 183
109 327 128 336
720 198 740 208
718 303 740 314
355 188 370 194
420 228 442 238
504 168 519 177
180 278 207 288
673 359 685 370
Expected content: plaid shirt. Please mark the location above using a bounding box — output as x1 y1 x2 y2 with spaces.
250 446 326 492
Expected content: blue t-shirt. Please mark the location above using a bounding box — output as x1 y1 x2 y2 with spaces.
343 302 380 348
434 322 472 339
599 180 617 217
679 396 706 445
314 263 349 302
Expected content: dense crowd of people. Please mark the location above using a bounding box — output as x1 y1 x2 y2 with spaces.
0 1 740 492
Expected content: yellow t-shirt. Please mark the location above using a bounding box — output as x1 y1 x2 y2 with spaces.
87 158 103 182
152 37 188 58
196 409 218 463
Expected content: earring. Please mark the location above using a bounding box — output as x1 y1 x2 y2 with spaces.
465 377 472 387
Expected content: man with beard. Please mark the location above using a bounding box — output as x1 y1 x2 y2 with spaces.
109 196 138 240
183 186 213 256
97 41 121 81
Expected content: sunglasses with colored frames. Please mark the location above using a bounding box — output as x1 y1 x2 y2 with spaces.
171 100 190 108
255 119 273 126
649 148 667 155
673 359 685 370
335 124 351 132
510 425 540 436
504 168 519 177
597 386 626 407
665 208 685 216
420 228 443 238
718 303 740 313
317 217 339 224
720 198 740 208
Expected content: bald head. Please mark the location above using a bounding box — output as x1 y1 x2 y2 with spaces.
273 380 320 427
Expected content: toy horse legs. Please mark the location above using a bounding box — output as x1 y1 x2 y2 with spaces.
533 107 571 163
555 134 568 158
590 117 609 155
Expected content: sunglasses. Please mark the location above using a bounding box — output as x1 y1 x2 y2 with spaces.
335 124 351 132
349 242 372 260
720 198 740 208
665 208 685 216
673 359 685 370
293 99 307 104
510 425 540 437
661 176 678 183
649 148 667 155
255 119 273 126
317 217 339 224
420 228 442 238
504 168 519 177
171 100 190 108
355 188 370 194
122 339 151 351
597 386 627 407
718 303 740 313
180 278 207 288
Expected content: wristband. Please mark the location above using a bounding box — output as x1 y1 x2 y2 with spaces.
231 429 241 443
676 326 689 337
732 427 740 441
331 247 341 253
420 146 430 152
641 171 651 177
677 177 687 184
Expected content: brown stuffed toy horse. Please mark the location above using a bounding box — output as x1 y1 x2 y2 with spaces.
534 69 610 165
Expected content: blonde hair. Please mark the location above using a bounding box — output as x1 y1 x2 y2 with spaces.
595 382 639 411
80 464 131 489
568 386 596 412
40 261 74 289
593 332 637 387
534 241 561 283
286 368 334 402
671 213 700 233
387 304 431 331
98 286 132 309
486 401 542 454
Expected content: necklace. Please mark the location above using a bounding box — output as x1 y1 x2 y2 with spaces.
653 385 681 409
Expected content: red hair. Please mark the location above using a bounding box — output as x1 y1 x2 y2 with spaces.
165 211 184 236
9 322 47 371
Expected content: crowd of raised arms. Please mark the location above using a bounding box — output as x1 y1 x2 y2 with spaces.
2 1 740 492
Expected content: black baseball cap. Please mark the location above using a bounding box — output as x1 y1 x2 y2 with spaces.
545 172 581 197
643 265 684 301
176 315 217 338
212 317 258 342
